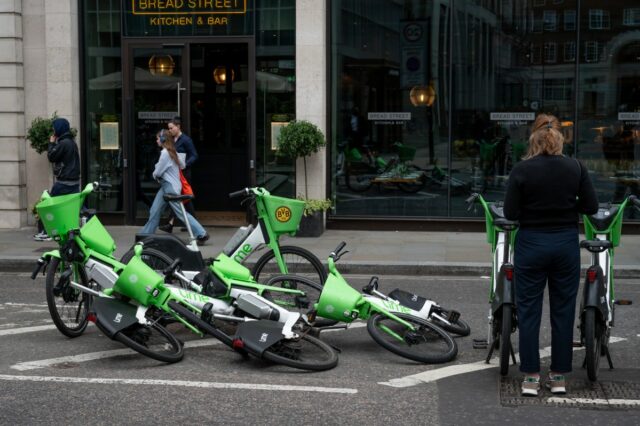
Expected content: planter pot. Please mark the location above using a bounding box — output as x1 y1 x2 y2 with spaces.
296 211 324 237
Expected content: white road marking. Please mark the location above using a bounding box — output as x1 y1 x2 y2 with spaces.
9 321 365 371
10 339 221 371
548 397 640 407
379 337 627 388
0 324 56 336
2 303 48 307
0 374 357 394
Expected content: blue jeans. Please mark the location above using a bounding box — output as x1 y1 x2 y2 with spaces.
141 179 206 238
514 227 580 374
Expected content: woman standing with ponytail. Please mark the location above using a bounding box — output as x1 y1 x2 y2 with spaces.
141 130 209 245
504 114 598 396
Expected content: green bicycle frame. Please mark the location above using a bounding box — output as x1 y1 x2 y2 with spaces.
582 197 631 302
313 255 416 339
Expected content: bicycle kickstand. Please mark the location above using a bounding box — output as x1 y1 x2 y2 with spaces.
509 341 517 366
484 340 497 364
605 346 614 370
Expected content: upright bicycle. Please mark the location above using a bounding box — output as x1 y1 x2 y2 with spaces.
122 187 326 286
578 195 636 381
467 193 519 375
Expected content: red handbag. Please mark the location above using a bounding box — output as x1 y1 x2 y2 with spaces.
179 170 193 203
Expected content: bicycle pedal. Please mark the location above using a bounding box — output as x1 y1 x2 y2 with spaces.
200 302 213 323
572 341 583 348
473 338 488 349
614 299 632 305
447 310 461 323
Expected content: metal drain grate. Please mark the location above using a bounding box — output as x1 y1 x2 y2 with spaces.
500 377 640 410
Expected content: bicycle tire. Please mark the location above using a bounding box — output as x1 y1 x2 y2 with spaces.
113 321 183 363
367 312 457 364
45 257 90 338
429 307 471 337
262 275 337 327
262 333 338 371
252 246 327 287
584 307 602 382
499 304 513 376
397 166 427 193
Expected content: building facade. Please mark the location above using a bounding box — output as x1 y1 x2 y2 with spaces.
2 0 639 229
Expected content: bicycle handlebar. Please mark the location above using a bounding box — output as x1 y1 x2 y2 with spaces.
229 188 249 199
330 242 347 260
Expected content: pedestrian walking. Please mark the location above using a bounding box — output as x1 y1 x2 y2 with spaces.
503 113 598 397
34 117 81 241
141 129 209 245
159 116 198 233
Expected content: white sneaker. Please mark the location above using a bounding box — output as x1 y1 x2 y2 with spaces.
33 232 52 241
521 376 540 397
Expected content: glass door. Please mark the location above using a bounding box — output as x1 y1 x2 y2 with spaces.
124 44 187 222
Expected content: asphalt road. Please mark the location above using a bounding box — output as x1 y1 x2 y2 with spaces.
1 273 640 425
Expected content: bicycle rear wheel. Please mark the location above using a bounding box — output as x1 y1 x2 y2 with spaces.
113 322 183 363
499 304 513 376
584 307 602 382
45 257 90 338
252 246 327 287
367 313 457 364
262 333 338 371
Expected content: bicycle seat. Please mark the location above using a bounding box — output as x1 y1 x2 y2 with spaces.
494 218 519 231
587 206 619 231
580 239 612 253
163 194 194 202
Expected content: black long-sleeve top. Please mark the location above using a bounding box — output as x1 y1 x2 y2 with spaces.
503 155 599 228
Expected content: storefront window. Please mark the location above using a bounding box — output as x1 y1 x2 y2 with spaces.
82 0 123 213
330 0 640 222
330 0 450 217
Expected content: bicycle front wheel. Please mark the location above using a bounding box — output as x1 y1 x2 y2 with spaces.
45 257 90 338
252 246 327 287
367 313 457 364
262 333 338 371
584 307 602 382
113 322 183 363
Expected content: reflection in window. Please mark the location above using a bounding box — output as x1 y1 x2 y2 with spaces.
589 9 610 30
564 41 576 62
544 42 557 63
564 10 576 31
543 10 557 31
584 41 601 62
623 8 640 26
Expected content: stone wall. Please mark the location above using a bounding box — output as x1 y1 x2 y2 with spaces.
0 0 81 228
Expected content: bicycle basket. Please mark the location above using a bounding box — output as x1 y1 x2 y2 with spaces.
80 216 116 257
114 255 164 306
36 192 83 240
262 194 305 235
316 274 362 322
396 144 416 162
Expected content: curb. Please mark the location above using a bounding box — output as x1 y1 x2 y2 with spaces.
3 258 640 278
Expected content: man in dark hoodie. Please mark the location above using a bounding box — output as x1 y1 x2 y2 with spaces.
34 117 81 241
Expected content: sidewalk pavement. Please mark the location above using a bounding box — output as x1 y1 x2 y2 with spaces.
2 225 640 277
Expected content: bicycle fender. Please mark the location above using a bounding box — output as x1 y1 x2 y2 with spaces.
582 266 608 321
31 250 61 279
491 264 515 313
232 320 285 356
92 297 139 338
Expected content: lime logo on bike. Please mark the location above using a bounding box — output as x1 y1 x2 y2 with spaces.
275 206 292 223
45 213 54 221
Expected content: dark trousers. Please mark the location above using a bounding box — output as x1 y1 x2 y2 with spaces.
37 182 80 233
514 227 580 374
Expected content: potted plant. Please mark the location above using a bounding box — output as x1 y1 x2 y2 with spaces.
277 120 331 237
